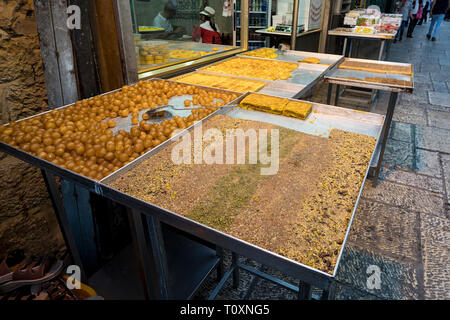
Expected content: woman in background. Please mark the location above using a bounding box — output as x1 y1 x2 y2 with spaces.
193 6 222 44
407 0 420 37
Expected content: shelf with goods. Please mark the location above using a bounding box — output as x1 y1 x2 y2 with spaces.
234 0 271 50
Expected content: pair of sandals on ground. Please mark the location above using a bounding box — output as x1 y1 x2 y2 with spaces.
0 250 101 300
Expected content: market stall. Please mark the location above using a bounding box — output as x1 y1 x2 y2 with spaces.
0 77 385 299
328 8 402 60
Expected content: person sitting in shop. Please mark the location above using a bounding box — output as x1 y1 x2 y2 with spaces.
193 6 222 44
153 2 185 38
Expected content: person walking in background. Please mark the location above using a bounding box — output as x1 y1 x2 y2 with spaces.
418 0 431 24
427 0 450 40
407 0 420 37
416 1 424 25
395 0 412 42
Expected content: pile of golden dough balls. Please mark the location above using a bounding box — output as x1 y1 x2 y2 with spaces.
0 80 240 180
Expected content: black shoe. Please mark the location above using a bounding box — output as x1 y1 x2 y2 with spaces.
394 39 397 43
426 34 431 39
432 37 436 41
399 37 402 41
407 34 413 38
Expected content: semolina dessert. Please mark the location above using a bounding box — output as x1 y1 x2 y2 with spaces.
242 48 278 59
240 93 288 114
169 49 210 60
363 77 412 87
338 59 413 75
239 93 312 120
0 80 240 181
172 72 267 93
300 57 321 64
282 100 313 120
334 76 412 87
202 57 298 81
107 114 377 273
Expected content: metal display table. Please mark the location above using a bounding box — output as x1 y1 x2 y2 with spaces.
328 28 399 107
324 58 414 186
0 80 385 300
98 94 384 300
328 29 396 61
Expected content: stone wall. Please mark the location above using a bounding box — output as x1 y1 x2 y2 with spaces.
0 0 65 257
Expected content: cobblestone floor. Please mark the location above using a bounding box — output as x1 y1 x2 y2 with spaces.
194 20 450 300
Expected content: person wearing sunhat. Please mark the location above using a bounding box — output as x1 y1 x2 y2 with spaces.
198 6 222 44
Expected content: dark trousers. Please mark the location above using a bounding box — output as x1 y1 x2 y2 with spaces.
395 20 408 40
407 15 418 36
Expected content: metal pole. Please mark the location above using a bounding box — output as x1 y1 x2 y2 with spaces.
334 84 341 106
298 280 312 300
373 91 398 186
232 252 239 289
130 209 169 299
327 83 333 105
348 38 353 57
216 246 224 281
291 0 300 49
342 37 348 56
378 39 386 61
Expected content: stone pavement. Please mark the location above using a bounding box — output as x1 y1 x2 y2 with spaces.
194 21 450 300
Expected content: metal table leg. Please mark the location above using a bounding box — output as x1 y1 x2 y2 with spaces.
348 38 353 57
320 281 336 300
298 280 312 300
378 40 386 61
129 209 169 299
372 91 398 186
232 252 239 289
327 83 333 105
41 169 86 281
342 37 348 56
334 84 341 106
216 246 224 281
385 39 392 60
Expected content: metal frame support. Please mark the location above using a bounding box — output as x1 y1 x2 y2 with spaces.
232 252 239 289
41 169 87 281
216 246 224 281
334 84 341 106
209 252 333 300
378 40 386 61
371 91 398 186
129 209 169 299
298 280 312 300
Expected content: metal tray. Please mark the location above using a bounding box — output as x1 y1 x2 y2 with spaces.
239 49 344 70
170 70 271 93
0 79 241 191
198 56 322 98
328 28 396 40
325 58 414 93
98 92 385 288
